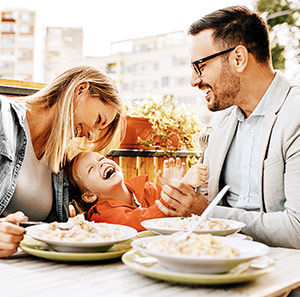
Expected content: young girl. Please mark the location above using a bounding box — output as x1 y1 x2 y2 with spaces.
68 151 208 231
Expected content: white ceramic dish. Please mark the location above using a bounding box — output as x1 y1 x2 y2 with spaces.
141 217 246 236
26 223 137 253
131 235 269 274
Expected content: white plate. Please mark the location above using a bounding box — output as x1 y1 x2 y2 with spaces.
26 223 137 253
131 235 269 274
141 217 246 236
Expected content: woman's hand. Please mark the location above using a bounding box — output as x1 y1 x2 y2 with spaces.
156 179 208 217
0 211 28 258
157 158 186 186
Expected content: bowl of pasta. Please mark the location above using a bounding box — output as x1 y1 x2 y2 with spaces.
141 216 246 236
26 215 137 253
131 233 269 274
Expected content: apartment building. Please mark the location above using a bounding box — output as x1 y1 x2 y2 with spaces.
0 9 35 81
44 27 83 82
84 31 211 122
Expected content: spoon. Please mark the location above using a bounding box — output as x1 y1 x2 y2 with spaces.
173 185 230 242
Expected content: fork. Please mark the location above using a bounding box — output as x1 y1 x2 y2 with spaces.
194 127 212 194
19 221 72 230
173 185 230 243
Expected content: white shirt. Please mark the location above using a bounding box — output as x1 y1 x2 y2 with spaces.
222 73 277 210
5 119 53 220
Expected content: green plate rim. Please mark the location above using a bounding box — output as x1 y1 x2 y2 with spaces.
20 236 130 262
121 250 274 285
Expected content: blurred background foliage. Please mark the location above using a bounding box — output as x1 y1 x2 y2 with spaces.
256 0 300 71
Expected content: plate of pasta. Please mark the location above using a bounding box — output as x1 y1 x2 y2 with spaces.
131 233 269 274
141 216 245 236
25 215 137 253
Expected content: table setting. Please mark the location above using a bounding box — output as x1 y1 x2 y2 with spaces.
17 186 275 288
6 186 300 297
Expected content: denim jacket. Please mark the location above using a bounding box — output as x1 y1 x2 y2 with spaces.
0 96 69 222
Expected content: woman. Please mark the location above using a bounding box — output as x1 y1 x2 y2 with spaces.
0 65 123 257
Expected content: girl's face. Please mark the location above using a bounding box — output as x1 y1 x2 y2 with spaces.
73 94 117 141
76 151 124 198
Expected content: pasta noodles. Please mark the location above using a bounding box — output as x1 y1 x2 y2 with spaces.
150 215 230 231
148 233 240 258
39 214 126 243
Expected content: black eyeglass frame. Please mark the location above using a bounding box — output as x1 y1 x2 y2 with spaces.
191 47 237 76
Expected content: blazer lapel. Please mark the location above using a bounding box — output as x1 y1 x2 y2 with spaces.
208 108 238 200
257 71 292 210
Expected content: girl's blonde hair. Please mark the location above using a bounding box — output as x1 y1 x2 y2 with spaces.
22 65 123 173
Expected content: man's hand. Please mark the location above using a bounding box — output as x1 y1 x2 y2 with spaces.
157 158 186 186
156 179 208 217
0 211 28 258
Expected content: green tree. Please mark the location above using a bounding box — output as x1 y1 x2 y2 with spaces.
256 0 300 73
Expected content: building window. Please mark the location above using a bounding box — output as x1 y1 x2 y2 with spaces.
19 24 32 34
20 12 34 22
175 57 188 66
17 60 33 73
18 49 32 59
160 55 174 68
133 62 154 75
0 61 14 70
1 23 16 34
161 76 175 87
176 77 187 85
1 36 15 48
18 36 34 48
1 12 17 22
133 81 154 93
1 48 15 58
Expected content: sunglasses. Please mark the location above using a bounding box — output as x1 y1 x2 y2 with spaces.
191 47 236 76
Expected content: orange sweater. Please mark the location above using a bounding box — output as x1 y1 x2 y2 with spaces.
87 175 167 231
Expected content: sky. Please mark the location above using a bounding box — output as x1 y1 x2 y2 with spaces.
1 0 254 57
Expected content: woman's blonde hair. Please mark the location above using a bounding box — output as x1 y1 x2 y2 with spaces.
23 65 123 173
66 151 93 212
67 151 88 192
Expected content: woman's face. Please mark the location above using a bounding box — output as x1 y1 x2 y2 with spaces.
73 94 118 141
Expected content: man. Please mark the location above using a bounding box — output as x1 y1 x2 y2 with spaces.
156 5 300 248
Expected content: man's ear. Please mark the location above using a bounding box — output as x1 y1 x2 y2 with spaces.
75 82 90 96
81 192 98 203
232 45 248 73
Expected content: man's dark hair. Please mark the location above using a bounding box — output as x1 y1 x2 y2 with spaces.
188 6 271 64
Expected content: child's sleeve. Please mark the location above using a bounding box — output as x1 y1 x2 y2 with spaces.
88 201 167 232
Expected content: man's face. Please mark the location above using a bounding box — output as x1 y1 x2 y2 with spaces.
76 151 124 198
190 29 241 111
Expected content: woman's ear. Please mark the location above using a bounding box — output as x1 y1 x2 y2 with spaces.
81 192 98 203
75 82 90 96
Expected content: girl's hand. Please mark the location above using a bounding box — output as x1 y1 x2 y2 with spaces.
181 163 208 188
157 158 186 186
0 211 28 258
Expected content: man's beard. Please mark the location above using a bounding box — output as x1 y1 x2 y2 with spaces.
208 63 241 112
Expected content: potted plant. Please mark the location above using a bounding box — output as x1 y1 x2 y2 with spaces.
120 95 202 154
